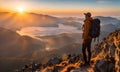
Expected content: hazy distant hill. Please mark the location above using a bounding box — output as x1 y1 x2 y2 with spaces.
101 24 118 32
0 27 45 72
0 12 120 32
0 12 62 31
0 12 84 31
95 16 120 25
0 27 45 57
38 33 82 49
62 21 82 29
94 16 120 35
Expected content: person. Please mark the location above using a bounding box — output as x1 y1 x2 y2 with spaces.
82 12 93 65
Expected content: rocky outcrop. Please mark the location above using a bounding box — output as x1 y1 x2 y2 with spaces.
93 29 120 72
19 54 82 72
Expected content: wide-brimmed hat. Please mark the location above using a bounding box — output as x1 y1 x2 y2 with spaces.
84 12 91 17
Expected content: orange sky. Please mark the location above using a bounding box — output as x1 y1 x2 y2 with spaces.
0 0 120 16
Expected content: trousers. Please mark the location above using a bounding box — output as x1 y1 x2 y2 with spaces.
82 39 92 64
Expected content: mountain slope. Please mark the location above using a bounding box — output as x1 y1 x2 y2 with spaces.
92 29 120 72
0 27 44 57
0 27 44 72
0 12 61 31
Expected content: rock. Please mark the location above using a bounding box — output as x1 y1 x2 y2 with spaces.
118 42 120 48
94 60 115 72
118 60 120 66
53 66 63 72
110 43 116 57
46 57 62 66
68 54 79 63
70 69 80 72
92 29 120 72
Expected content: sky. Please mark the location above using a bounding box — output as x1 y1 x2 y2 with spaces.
0 0 120 16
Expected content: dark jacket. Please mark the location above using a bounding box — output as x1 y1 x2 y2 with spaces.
82 17 93 40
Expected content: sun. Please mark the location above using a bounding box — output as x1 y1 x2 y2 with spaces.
17 7 25 13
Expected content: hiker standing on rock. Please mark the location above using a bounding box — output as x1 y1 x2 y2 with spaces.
82 12 101 66
82 12 93 65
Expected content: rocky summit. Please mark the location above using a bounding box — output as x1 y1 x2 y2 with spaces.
93 29 120 72
19 29 120 72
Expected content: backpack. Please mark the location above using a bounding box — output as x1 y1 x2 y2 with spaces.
90 18 100 38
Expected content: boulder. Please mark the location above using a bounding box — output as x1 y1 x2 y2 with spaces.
46 57 62 66
94 60 115 72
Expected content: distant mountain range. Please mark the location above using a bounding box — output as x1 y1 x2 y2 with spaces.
0 12 120 31
0 12 61 31
94 16 120 35
95 16 120 25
